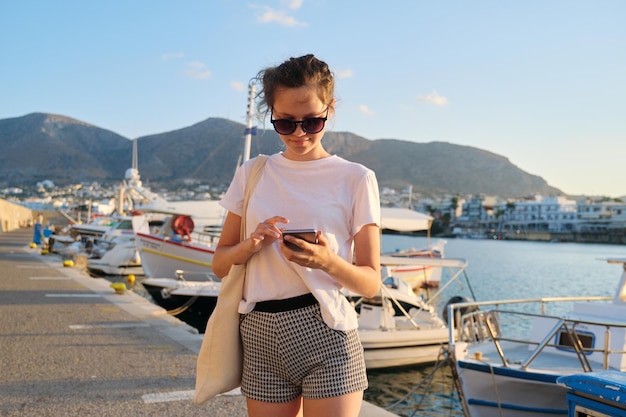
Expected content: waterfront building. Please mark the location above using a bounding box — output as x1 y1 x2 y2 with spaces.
576 201 626 232
499 195 578 233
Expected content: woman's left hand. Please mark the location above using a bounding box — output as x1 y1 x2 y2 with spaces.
281 231 333 270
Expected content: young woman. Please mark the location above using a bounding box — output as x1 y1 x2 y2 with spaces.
212 54 381 417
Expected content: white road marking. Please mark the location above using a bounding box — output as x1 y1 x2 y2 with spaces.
70 323 151 330
142 390 194 403
45 293 102 298
17 265 51 269
30 276 73 280
141 388 241 403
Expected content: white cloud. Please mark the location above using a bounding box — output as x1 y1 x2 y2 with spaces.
161 52 184 61
231 81 245 92
284 0 303 9
257 7 307 27
417 91 448 106
335 69 353 79
358 105 375 116
184 62 211 80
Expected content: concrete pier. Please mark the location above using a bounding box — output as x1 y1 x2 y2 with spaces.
0 228 397 417
0 199 33 232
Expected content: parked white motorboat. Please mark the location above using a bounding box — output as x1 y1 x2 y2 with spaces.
353 256 470 369
88 238 143 276
48 217 116 255
87 216 146 276
132 201 225 280
446 257 626 417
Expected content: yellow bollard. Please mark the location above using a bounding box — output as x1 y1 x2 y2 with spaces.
63 259 74 267
127 274 136 286
110 282 127 295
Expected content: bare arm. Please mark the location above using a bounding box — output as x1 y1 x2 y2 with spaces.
212 212 289 278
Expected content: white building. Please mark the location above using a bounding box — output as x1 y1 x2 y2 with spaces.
576 201 626 231
500 196 578 232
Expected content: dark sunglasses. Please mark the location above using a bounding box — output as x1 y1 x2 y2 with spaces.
270 108 329 135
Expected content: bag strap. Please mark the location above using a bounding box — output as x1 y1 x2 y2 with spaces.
240 155 269 240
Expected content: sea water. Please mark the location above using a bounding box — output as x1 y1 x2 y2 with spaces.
367 235 626 417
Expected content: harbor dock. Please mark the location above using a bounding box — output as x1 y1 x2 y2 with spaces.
0 228 396 417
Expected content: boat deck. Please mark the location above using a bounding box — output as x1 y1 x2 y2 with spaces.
465 341 613 375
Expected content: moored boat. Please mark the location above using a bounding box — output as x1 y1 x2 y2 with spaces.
141 271 221 333
381 207 448 290
87 216 144 276
445 257 626 417
354 256 470 369
132 201 224 279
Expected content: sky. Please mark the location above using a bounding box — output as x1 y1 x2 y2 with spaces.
2 1 625 197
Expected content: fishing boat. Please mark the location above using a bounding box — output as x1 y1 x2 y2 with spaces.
446 257 626 417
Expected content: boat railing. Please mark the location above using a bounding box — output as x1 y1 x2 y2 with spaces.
379 284 422 329
379 255 471 307
447 296 625 372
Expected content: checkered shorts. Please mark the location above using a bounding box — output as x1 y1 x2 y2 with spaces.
239 303 368 402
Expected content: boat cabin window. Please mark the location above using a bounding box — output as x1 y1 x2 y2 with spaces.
555 328 594 354
115 220 133 230
383 276 398 289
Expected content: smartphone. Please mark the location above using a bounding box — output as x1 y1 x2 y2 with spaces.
282 229 318 251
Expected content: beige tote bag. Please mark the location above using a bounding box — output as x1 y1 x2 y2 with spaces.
194 155 268 404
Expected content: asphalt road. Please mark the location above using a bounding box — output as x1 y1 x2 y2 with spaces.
0 228 247 417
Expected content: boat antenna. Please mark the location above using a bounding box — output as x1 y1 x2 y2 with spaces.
242 80 256 164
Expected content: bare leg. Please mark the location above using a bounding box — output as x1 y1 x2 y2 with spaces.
303 391 363 417
246 397 303 417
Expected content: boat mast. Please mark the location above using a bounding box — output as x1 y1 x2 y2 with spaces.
132 137 138 171
242 81 256 163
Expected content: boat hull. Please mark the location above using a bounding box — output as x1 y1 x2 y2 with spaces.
360 327 448 369
451 357 568 417
142 279 218 333
136 233 214 279
389 263 442 289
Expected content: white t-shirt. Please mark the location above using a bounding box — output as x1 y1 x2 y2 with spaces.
219 152 380 330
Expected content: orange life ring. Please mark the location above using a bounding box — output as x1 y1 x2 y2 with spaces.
171 215 194 239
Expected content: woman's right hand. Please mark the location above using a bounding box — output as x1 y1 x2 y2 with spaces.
213 214 289 277
247 216 289 253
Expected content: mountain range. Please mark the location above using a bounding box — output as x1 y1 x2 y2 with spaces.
0 113 563 198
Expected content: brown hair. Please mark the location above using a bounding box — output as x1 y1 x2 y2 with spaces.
256 54 334 116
